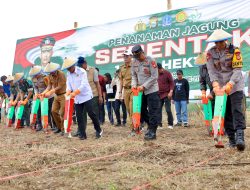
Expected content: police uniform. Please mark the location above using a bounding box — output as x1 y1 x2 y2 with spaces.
206 29 246 150
40 36 56 69
131 45 160 140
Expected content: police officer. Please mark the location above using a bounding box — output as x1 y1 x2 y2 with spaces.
40 36 55 69
14 73 33 127
206 29 246 151
131 45 161 140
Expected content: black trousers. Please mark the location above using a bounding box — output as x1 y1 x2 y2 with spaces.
114 99 127 124
225 91 245 137
75 99 101 138
159 97 173 126
141 91 161 133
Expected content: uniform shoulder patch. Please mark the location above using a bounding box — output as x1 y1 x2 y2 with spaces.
151 60 157 68
232 48 243 68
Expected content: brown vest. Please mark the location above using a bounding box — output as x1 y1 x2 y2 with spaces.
87 67 98 97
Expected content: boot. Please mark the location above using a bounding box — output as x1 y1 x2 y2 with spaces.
144 129 156 140
228 134 236 148
236 129 245 151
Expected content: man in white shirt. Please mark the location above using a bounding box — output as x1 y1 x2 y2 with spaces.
61 58 103 140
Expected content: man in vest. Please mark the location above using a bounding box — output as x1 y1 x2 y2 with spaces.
73 57 103 137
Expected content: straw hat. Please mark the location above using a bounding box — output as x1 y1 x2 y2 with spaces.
206 29 232 43
61 57 76 70
5 75 14 82
44 62 60 73
195 52 207 66
29 65 42 77
13 72 24 83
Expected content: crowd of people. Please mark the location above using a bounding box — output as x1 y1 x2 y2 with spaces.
0 29 247 151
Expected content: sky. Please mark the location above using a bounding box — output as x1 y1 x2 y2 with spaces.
0 0 220 82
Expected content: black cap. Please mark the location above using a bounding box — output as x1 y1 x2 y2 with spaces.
132 45 143 55
77 56 87 67
157 63 162 69
176 69 183 75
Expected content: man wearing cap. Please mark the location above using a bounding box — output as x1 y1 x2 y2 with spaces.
40 36 55 69
120 50 133 131
131 45 161 140
206 29 246 151
157 63 174 129
75 57 103 136
43 62 66 135
29 65 56 131
62 57 103 140
14 73 33 127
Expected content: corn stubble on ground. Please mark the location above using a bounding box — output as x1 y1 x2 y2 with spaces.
0 117 249 190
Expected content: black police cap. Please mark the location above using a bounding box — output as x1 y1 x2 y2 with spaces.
132 45 143 54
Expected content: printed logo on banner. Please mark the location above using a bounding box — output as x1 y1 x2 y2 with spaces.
176 11 188 23
189 9 202 22
149 16 158 29
162 15 172 26
134 20 147 32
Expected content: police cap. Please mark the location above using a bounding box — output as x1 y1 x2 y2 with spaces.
40 36 55 49
132 45 143 55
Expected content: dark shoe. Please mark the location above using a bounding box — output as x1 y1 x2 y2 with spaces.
73 132 80 137
60 131 65 136
51 127 57 131
79 136 86 140
54 129 61 134
174 122 182 127
228 134 236 148
183 123 189 127
115 123 121 127
144 130 156 141
236 130 245 151
96 129 103 139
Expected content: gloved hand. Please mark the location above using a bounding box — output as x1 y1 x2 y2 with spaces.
201 90 206 100
224 82 233 95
